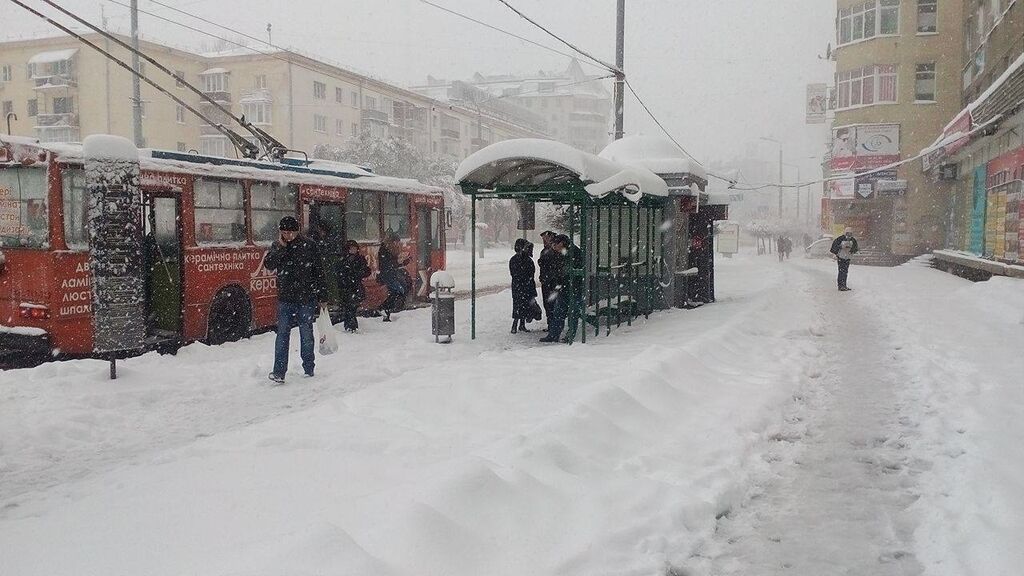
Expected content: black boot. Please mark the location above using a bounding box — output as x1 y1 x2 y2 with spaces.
511 320 518 334
518 319 529 332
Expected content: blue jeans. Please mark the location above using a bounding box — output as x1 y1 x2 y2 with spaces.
273 301 316 377
546 290 567 340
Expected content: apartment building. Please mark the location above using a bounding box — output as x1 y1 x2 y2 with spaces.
924 0 1024 265
414 59 613 155
828 0 963 259
0 33 547 161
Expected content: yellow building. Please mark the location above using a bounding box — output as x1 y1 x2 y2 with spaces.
0 33 547 161
830 0 963 259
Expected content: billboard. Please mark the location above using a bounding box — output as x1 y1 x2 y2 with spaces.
806 84 827 124
831 124 901 172
829 176 855 199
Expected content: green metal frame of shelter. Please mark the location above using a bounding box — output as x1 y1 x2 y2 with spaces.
461 182 669 343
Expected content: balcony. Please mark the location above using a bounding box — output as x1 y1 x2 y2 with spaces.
32 74 77 91
440 128 460 140
240 88 273 103
34 125 79 143
200 90 232 104
34 112 78 128
362 108 389 123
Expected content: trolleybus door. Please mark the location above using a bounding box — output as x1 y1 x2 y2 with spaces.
414 204 443 297
304 200 347 301
142 191 183 339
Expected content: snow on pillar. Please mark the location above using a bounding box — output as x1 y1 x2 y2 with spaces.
84 135 145 358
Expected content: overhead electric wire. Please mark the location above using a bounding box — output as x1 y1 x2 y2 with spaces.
6 0 262 157
494 0 621 75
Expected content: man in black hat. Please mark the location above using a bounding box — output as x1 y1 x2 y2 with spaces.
537 230 558 325
264 216 329 383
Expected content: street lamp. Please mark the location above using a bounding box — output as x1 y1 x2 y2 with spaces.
759 136 783 219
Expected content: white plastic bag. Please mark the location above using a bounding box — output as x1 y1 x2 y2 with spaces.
315 306 339 355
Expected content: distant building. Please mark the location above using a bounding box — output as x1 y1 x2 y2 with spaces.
0 34 547 161
413 59 613 154
924 0 1024 266
827 0 964 260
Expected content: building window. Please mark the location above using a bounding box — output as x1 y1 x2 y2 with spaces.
838 0 899 45
27 99 37 117
364 96 377 110
53 96 73 115
176 104 186 124
1 65 12 82
176 142 187 152
250 182 298 244
836 64 897 109
314 81 326 100
917 0 937 33
200 137 228 157
202 72 227 93
915 63 937 101
351 92 359 107
254 74 267 89
242 102 272 125
351 123 358 137
336 119 345 136
2 100 11 116
194 178 245 244
336 87 344 103
173 69 185 88
314 114 327 133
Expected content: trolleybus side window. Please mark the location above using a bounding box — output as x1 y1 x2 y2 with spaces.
383 192 410 238
194 178 245 245
61 168 88 250
250 182 297 244
346 190 381 242
0 166 48 248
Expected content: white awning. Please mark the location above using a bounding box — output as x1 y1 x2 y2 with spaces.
199 67 229 75
28 48 78 65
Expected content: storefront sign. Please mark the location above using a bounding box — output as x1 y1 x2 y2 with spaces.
830 176 855 199
301 185 346 202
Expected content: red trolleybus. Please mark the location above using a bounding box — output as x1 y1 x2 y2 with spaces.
0 137 446 363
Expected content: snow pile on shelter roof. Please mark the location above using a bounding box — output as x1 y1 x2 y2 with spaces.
456 138 667 199
599 135 707 181
28 48 78 65
82 135 138 162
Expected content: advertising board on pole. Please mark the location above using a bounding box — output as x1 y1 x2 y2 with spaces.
716 222 740 256
806 84 827 125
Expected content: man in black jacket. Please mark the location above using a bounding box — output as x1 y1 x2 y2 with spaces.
265 216 328 383
829 228 859 291
537 230 558 325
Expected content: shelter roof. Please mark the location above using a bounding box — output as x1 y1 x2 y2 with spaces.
599 135 707 182
456 138 667 201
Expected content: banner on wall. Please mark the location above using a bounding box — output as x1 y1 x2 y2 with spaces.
829 176 855 199
831 124 901 172
806 84 827 124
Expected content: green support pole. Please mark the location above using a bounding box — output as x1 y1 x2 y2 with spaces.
616 205 623 328
626 205 633 327
595 206 601 338
471 194 476 340
579 203 588 344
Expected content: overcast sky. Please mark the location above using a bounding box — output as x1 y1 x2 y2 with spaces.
4 0 835 184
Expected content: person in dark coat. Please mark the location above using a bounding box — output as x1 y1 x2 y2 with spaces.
377 231 411 322
537 230 558 325
540 234 583 343
264 216 328 383
509 238 538 333
335 239 371 332
777 235 786 262
829 227 859 291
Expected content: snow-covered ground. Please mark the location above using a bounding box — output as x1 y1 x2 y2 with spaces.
0 253 1021 576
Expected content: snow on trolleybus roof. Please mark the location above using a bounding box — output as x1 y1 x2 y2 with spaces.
0 138 444 196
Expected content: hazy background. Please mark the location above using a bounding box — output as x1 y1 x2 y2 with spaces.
3 0 835 186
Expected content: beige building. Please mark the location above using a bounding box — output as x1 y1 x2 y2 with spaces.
413 59 613 155
829 0 963 259
0 33 547 161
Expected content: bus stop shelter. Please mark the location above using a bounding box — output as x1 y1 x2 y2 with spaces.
455 139 672 343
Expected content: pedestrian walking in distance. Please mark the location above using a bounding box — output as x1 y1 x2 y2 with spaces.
265 216 328 383
830 227 859 291
509 238 538 334
335 239 370 332
537 230 558 329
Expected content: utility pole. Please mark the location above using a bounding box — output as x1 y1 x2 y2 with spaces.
613 0 625 140
130 0 144 147
777 146 783 219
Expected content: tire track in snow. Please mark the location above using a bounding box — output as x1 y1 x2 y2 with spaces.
684 262 927 576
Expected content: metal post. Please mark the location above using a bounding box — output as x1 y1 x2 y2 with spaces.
470 194 476 340
130 0 144 147
5 112 16 135
613 0 625 141
777 147 783 219
795 166 801 221
579 205 588 344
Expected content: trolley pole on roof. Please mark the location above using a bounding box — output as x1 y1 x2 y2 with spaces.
130 0 144 147
613 0 625 141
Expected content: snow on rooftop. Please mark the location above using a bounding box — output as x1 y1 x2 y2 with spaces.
28 48 78 65
82 135 138 162
600 135 707 181
456 138 618 184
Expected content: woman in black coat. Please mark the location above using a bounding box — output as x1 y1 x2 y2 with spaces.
335 240 371 332
509 238 538 333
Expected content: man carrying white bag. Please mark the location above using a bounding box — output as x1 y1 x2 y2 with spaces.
315 305 339 356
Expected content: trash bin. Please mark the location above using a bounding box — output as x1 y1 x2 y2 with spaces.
430 270 456 343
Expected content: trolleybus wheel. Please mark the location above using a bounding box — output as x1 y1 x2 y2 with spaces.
207 287 252 345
